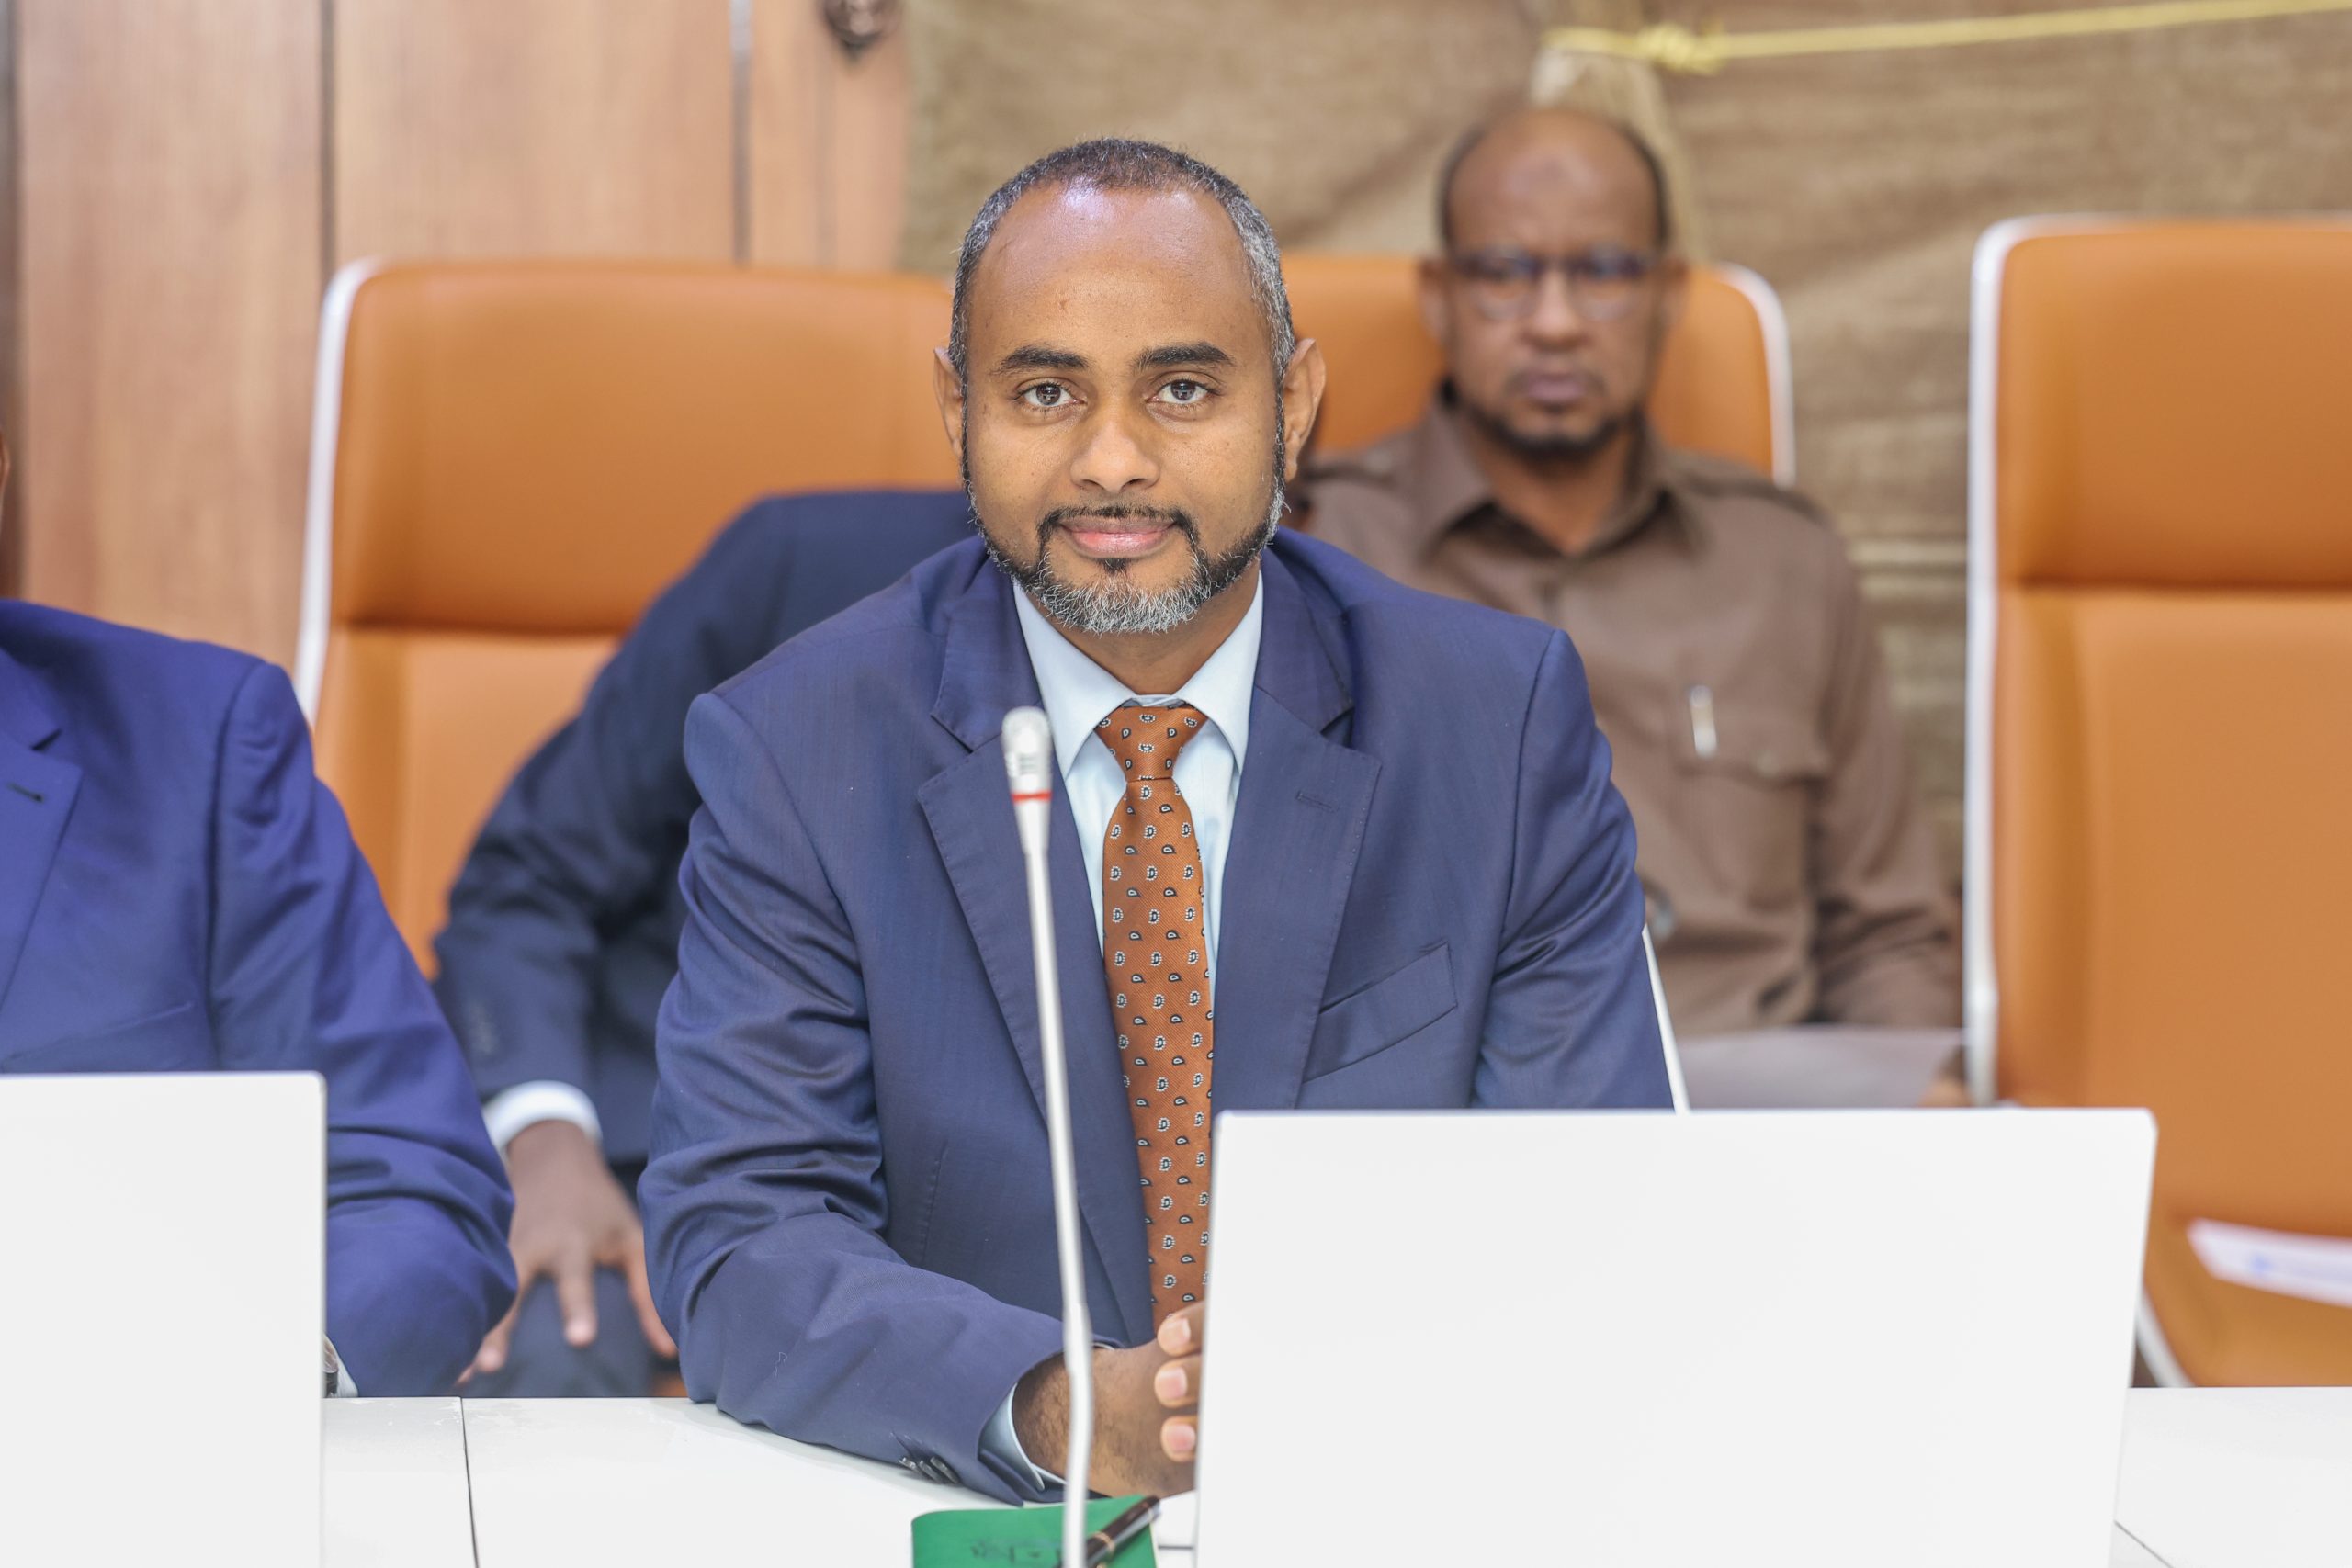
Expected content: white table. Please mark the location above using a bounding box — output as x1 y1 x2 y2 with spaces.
322 1390 2352 1566
322 1398 472 1568
2113 1388 2352 1566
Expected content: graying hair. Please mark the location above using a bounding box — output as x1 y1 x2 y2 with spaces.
947 138 1295 382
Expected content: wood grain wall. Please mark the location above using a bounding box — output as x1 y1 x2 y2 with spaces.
6 0 907 663
17 0 322 659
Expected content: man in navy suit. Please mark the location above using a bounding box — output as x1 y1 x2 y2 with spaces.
435 491 969 1395
641 139 1671 1504
0 436 515 1393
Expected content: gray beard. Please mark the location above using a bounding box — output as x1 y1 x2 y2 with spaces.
967 419 1287 637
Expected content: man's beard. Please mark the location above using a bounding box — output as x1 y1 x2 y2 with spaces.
967 420 1287 637
1456 384 1627 465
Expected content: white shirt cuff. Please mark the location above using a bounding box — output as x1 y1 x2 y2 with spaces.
481 1081 602 1155
981 1389 1062 1490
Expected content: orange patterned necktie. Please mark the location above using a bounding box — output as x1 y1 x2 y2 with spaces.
1096 702 1214 1324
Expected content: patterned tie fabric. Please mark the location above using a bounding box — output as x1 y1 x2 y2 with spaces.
1095 702 1215 1324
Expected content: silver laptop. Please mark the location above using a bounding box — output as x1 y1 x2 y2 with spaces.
0 1073 325 1567
1195 1109 2154 1567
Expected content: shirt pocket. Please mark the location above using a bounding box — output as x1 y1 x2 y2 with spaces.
1665 687 1829 908
1302 943 1458 1082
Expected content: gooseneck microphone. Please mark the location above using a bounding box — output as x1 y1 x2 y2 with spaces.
1001 706 1094 1562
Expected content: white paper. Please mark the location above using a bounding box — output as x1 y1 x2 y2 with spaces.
2189 1219 2352 1310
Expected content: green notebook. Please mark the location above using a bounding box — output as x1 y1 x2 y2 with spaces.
911 1495 1158 1567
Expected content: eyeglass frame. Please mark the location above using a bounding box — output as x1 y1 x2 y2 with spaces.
1442 245 1668 323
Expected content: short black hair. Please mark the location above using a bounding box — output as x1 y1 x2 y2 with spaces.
1436 112 1673 253
948 138 1295 383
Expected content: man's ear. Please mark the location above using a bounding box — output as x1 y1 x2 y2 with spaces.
1654 254 1692 338
933 346 967 468
1416 256 1455 354
1281 338 1329 483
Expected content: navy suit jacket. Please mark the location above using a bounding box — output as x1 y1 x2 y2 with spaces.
434 490 973 1161
641 531 1670 1501
0 603 515 1393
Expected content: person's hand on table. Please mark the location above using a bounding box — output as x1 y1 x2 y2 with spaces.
1013 1301 1204 1497
1918 1059 1973 1109
462 1118 676 1382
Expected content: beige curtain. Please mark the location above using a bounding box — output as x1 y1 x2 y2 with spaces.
897 0 1549 270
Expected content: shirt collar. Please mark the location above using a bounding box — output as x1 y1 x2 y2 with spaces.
1401 391 1685 560
1012 571 1264 777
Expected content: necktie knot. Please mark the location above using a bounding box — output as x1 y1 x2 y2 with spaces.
1096 703 1204 781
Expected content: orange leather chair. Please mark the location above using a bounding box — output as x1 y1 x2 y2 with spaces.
296 261 957 966
1965 219 2352 1385
1283 254 1793 481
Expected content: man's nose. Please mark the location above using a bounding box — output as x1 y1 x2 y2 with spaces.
1068 402 1160 494
1521 265 1594 346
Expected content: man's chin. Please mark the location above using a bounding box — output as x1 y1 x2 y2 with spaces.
1496 412 1622 462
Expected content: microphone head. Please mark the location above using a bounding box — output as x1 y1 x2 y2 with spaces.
1002 706 1055 799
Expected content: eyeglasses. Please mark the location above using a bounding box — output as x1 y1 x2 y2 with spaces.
1447 247 1663 322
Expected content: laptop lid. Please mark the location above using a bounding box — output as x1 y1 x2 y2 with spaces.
1195 1109 2154 1568
0 1073 324 1567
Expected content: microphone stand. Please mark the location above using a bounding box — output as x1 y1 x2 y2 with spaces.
1001 707 1092 1568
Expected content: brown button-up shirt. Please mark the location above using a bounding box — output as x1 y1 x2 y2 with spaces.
1300 400 1958 1037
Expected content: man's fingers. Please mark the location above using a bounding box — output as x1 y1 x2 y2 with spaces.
624 1246 678 1359
1152 1352 1202 1410
466 1303 521 1381
1160 1414 1199 1461
552 1254 600 1348
1155 1302 1206 1356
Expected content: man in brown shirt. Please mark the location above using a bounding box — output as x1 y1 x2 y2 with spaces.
1303 107 1959 1043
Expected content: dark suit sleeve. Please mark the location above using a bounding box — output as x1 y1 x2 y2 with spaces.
1478 631 1674 1109
641 692 1064 1504
432 503 805 1100
207 663 516 1393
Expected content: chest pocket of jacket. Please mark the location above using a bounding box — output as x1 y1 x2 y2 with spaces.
1303 943 1457 1082
1665 692 1829 908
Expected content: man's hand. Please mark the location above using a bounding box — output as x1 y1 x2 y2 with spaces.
1919 1050 1973 1109
462 1119 677 1382
1012 1303 1204 1498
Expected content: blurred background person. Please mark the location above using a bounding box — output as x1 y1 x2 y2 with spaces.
437 491 967 1396
1303 108 1961 1072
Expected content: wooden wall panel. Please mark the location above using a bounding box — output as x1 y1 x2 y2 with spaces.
333 0 737 262
749 0 909 269
0 0 21 599
17 0 322 662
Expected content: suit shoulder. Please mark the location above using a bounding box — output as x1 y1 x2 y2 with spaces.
0 602 269 727
1272 532 1559 672
712 488 970 576
709 534 985 710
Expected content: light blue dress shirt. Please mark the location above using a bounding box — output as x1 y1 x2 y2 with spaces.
982 572 1265 1487
1010 579 1261 980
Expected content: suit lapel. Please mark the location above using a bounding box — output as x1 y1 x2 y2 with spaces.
1212 553 1380 1112
917 574 1154 1341
0 650 78 1010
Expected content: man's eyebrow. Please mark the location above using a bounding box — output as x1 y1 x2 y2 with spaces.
1134 342 1235 372
995 344 1088 374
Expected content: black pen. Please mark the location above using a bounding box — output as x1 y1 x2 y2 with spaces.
1077 1495 1160 1567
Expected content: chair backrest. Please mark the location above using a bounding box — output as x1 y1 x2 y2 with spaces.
300 261 957 964
1967 220 2352 1251
1282 254 1793 482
